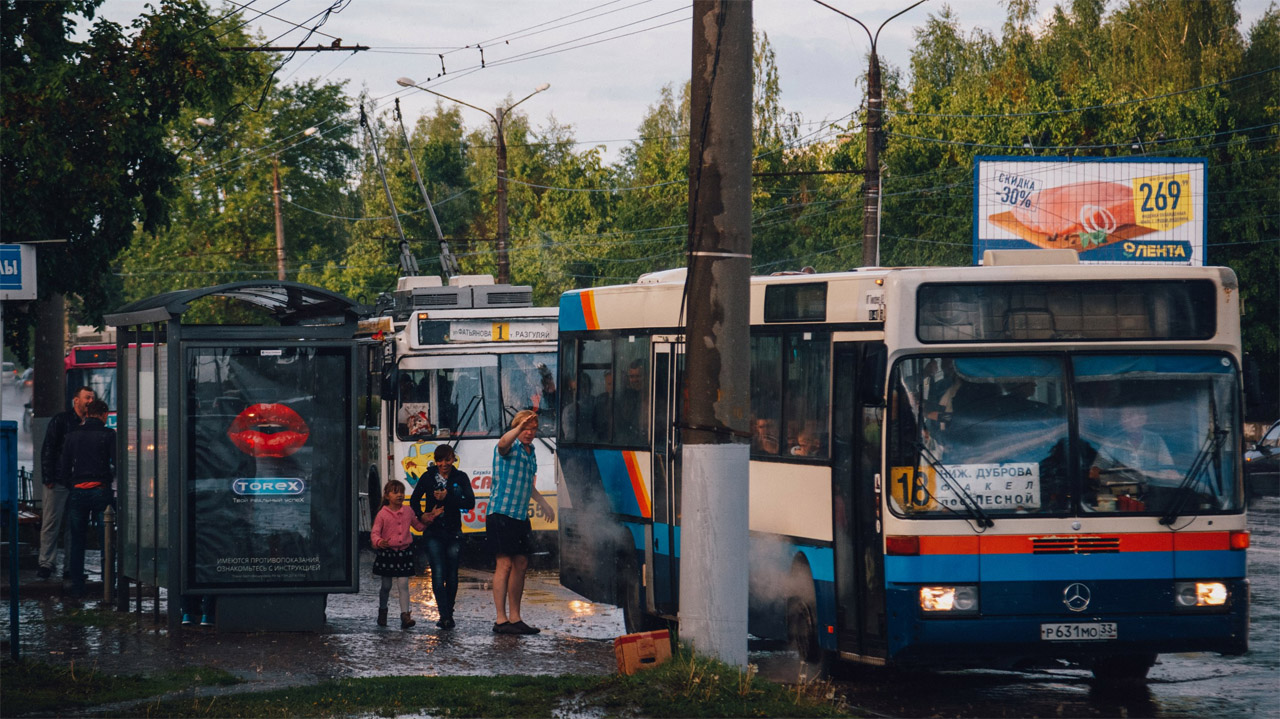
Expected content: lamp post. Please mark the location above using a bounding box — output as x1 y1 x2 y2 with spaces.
812 0 928 268
397 77 550 284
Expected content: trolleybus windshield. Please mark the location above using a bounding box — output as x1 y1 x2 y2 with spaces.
395 351 558 441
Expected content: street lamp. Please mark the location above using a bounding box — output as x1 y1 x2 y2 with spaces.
397 76 550 284
812 0 928 268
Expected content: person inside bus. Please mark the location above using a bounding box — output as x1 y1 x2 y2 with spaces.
791 426 824 458
562 374 594 440
1087 404 1177 510
592 370 614 438
616 359 647 442
751 417 780 455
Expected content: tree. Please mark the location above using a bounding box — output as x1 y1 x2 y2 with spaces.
2 0 252 411
117 71 360 314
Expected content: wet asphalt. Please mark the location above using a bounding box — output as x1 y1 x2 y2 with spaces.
2 549 627 693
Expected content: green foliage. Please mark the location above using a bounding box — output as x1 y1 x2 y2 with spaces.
114 19 359 314
0 659 239 716
7 0 1270 408
1 0 254 354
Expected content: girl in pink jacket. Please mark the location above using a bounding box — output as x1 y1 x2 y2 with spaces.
371 479 441 628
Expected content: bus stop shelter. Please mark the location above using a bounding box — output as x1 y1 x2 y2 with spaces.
103 281 365 633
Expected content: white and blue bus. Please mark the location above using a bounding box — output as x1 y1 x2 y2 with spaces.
554 251 1248 682
356 275 559 545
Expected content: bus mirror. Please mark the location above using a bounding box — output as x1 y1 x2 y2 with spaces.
860 344 887 406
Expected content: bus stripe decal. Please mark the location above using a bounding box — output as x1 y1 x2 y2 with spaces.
622 451 652 518
581 290 600 330
1175 549 1247 577
559 294 587 332
914 533 1231 555
592 449 647 518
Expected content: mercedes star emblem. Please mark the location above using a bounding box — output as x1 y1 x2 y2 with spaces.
1063 582 1091 612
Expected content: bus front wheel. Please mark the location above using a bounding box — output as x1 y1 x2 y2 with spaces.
1091 653 1156 685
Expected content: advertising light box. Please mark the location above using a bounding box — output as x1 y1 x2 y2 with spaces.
184 345 353 591
973 157 1207 266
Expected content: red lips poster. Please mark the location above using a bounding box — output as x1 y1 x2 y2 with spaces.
186 346 352 590
226 403 311 457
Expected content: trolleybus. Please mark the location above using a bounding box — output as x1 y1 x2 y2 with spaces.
555 251 1248 682
356 275 560 545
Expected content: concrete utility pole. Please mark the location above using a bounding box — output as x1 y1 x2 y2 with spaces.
272 155 286 281
680 0 753 668
812 0 928 267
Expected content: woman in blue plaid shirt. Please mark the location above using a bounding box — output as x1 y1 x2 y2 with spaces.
488 409 556 635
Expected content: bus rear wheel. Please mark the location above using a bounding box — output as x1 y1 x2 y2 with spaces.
1091 653 1156 685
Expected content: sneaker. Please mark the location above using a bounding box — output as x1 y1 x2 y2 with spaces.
493 621 518 634
200 615 213 627
509 620 540 635
37 566 52 580
442 617 456 629
182 614 194 625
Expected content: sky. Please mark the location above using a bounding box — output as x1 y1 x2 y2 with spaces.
87 0 1274 163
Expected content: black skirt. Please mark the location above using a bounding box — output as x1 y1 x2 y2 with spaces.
372 547 415 577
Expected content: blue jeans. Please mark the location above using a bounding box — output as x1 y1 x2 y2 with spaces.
67 487 110 595
423 535 461 619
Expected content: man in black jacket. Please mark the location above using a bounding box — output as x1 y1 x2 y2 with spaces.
58 399 115 598
37 386 96 579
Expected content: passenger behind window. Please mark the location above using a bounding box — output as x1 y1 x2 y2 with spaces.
791 426 824 458
616 359 647 441
751 417 780 455
592 370 614 437
1087 404 1176 511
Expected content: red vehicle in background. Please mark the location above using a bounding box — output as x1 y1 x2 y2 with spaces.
64 344 118 428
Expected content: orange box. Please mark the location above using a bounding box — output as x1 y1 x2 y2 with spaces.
614 629 672 675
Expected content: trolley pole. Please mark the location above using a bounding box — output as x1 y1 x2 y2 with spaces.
680 0 752 668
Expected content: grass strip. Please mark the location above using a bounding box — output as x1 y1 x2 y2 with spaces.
0 659 240 716
81 648 855 718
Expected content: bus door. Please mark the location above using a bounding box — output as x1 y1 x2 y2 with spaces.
648 342 684 616
832 342 887 657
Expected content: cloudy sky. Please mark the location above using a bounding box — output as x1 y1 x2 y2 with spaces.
88 0 1274 162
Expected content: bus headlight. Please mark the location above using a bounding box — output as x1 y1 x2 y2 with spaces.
920 585 978 613
1175 581 1228 607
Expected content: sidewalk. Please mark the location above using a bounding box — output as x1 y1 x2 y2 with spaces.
2 548 626 691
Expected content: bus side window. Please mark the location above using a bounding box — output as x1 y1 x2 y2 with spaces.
750 334 782 457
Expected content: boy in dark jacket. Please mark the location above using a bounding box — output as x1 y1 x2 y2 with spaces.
58 399 115 598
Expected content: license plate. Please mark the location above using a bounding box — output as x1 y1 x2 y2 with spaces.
1040 622 1117 641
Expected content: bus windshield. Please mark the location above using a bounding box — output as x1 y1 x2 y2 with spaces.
396 352 557 441
888 353 1241 518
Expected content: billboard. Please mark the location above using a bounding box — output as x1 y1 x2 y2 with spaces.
184 345 353 591
973 157 1206 266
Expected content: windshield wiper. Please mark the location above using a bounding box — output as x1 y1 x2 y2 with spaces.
1159 427 1228 526
907 371 993 529
452 395 482 439
915 441 995 529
